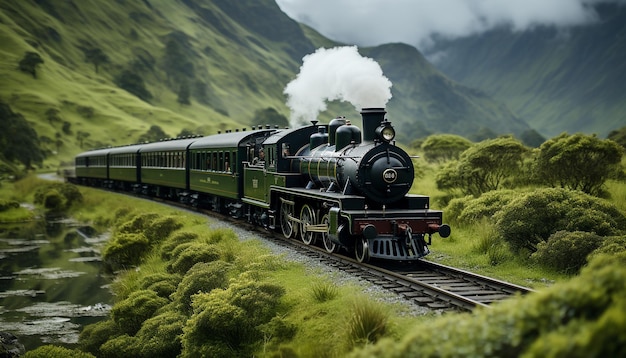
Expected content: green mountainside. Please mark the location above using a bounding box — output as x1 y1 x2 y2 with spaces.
429 3 626 138
0 0 527 171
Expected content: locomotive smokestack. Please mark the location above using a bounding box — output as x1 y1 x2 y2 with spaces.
360 108 386 142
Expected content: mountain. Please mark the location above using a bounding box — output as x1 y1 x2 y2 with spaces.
0 0 528 170
427 2 626 138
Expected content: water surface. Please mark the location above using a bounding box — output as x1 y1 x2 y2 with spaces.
0 217 113 350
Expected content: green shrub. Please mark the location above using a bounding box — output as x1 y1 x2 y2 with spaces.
139 272 181 298
111 289 169 336
24 345 94 358
33 183 83 211
494 188 626 254
532 231 604 273
99 334 141 358
136 310 186 357
347 299 389 347
180 276 285 357
351 252 626 358
160 231 199 259
455 190 521 225
172 261 232 313
0 199 20 211
117 212 159 234
78 319 121 356
144 215 183 243
42 189 66 211
167 242 221 274
588 235 626 260
311 281 339 302
102 232 150 271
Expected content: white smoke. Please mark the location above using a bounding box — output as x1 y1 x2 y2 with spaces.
284 46 392 127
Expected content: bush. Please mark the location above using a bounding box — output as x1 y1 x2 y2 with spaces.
117 212 160 234
167 242 221 275
139 272 181 298
135 310 186 357
24 345 94 358
102 232 150 271
111 289 169 335
453 189 521 225
0 199 21 211
588 235 626 260
79 319 121 356
494 188 626 254
144 215 183 243
99 334 141 358
180 276 285 357
532 231 604 273
33 183 83 211
172 261 232 313
351 252 626 357
160 231 198 260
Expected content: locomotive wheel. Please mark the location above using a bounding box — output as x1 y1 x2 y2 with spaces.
280 201 296 239
320 214 337 253
300 204 316 245
355 237 370 263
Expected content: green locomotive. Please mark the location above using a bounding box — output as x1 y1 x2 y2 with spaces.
73 108 450 263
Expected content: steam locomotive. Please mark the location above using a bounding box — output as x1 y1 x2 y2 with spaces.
73 108 450 263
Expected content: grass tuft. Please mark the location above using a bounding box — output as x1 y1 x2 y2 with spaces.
347 299 389 346
311 281 339 302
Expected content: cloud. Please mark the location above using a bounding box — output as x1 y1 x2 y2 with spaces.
276 0 626 48
284 46 392 127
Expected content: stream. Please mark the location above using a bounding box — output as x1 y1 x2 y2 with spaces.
0 216 113 351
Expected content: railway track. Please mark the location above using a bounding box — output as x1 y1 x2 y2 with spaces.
98 191 535 312
231 216 535 311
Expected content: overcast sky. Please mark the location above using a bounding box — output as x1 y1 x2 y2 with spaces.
276 0 625 49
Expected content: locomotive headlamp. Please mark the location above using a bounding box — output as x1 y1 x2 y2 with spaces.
376 123 396 142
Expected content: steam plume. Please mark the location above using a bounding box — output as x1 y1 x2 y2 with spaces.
284 46 392 127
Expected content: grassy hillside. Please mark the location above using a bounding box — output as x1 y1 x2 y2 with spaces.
0 0 529 173
429 3 626 138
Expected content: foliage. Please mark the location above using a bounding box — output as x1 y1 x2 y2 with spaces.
18 51 44 78
172 261 232 313
253 107 289 128
117 212 160 233
167 242 222 275
0 199 20 211
137 125 168 143
532 231 604 273
111 289 169 336
114 69 152 102
436 137 529 196
311 281 339 302
494 188 626 254
0 102 45 169
160 231 199 259
534 133 624 196
143 215 183 243
135 310 187 357
102 232 150 270
98 334 141 358
588 235 626 260
446 189 521 225
420 134 473 163
82 47 109 73
607 126 626 149
33 182 83 211
139 271 181 298
180 275 286 357
79 319 121 356
23 345 94 358
347 299 390 347
177 79 191 105
351 252 626 358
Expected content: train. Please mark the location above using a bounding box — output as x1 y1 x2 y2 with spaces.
71 107 450 263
